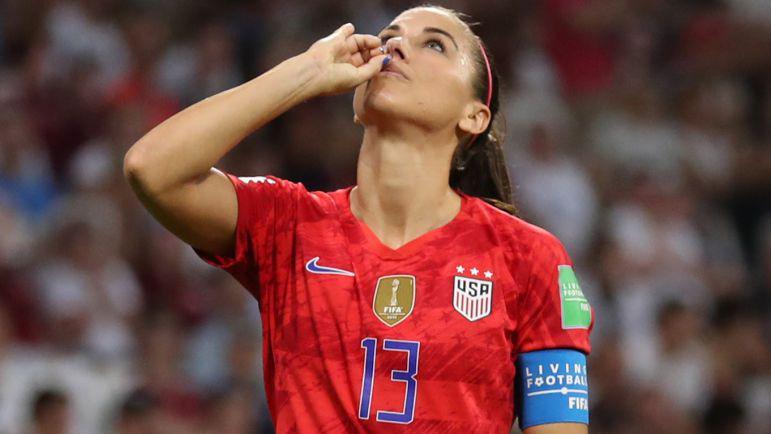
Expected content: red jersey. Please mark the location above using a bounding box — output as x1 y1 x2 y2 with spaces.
193 174 594 433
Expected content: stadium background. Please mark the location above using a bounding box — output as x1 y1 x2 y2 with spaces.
1 0 770 433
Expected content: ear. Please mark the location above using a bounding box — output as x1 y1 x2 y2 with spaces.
457 101 491 136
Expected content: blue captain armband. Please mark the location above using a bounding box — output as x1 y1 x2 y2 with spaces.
515 349 589 429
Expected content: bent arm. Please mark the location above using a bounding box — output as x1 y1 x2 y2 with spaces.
123 53 322 256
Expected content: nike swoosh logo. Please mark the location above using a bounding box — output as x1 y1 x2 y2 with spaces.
305 257 355 277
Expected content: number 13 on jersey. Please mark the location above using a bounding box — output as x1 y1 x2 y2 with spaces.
358 338 420 424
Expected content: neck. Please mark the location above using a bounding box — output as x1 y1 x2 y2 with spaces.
352 124 461 250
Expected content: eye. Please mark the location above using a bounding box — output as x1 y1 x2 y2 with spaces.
426 38 445 53
379 35 393 44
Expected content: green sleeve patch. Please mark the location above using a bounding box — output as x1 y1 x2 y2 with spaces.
558 265 591 329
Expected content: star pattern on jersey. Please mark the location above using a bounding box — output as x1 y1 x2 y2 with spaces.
455 265 494 280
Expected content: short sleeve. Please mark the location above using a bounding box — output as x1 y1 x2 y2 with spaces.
515 233 594 355
192 172 304 297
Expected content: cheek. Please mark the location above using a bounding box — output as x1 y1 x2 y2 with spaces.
415 70 468 113
417 54 469 96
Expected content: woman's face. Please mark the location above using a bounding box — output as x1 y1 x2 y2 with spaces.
353 8 481 136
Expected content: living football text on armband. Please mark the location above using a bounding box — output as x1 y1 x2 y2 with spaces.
515 349 589 429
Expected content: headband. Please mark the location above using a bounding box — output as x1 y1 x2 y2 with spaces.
479 41 493 107
466 41 493 149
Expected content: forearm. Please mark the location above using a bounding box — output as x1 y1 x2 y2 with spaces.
124 53 321 194
523 423 587 434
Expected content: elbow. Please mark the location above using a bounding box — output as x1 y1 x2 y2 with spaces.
123 146 140 182
123 142 156 194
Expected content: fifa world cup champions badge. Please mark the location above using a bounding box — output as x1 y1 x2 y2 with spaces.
372 275 416 327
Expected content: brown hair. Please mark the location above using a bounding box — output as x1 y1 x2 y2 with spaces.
415 5 516 215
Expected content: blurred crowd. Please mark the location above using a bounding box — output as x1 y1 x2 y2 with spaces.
0 0 769 433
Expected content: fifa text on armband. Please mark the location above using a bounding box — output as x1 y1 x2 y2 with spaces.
568 397 588 410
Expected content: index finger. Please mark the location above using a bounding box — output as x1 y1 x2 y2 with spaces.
346 34 382 54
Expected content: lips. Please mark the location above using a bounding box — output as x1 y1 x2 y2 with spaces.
379 62 408 79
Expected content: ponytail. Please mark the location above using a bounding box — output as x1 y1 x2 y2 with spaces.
449 115 515 215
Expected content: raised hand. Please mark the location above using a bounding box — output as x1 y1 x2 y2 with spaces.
304 23 387 97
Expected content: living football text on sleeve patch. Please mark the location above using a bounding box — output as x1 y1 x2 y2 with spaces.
515 349 589 429
558 265 591 329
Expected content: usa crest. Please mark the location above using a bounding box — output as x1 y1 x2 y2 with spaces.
453 265 493 321
372 275 416 327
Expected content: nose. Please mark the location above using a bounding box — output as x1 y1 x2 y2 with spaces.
384 37 406 60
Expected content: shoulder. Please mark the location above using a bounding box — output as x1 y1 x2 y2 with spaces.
465 195 567 262
228 174 349 215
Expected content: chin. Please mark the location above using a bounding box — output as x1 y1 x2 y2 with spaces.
355 84 409 124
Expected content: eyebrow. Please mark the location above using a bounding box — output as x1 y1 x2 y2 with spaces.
380 24 459 50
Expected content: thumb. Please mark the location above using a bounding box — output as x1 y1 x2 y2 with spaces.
355 54 388 82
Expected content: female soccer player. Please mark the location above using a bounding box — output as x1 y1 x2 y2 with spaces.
124 5 593 433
